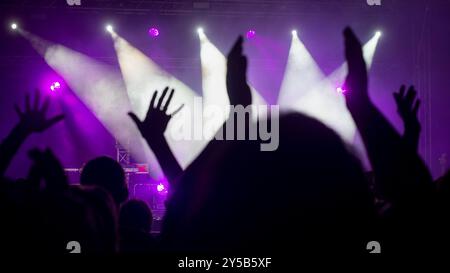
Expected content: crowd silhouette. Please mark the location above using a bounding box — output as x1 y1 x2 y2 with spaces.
0 27 449 257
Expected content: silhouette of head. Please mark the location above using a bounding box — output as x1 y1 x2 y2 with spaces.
164 112 375 253
80 156 128 206
69 185 119 253
1 182 119 254
120 199 152 233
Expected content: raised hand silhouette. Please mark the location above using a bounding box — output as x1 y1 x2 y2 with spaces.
343 26 433 209
128 87 183 143
15 91 64 135
1 91 64 178
226 36 252 107
344 27 370 109
394 85 421 125
393 85 421 151
128 87 184 184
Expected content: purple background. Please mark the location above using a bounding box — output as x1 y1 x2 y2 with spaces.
0 0 449 179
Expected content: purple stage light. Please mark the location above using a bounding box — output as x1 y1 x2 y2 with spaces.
149 27 160 37
50 81 61 92
156 183 165 192
336 87 346 94
246 30 256 39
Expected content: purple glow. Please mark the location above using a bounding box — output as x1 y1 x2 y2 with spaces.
50 81 61 92
246 30 256 39
336 87 346 94
156 183 165 192
149 27 160 37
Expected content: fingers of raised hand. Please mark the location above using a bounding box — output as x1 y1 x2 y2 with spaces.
25 93 31 112
156 87 169 109
14 104 23 118
405 86 417 107
150 91 158 109
33 90 41 111
43 114 65 130
169 103 184 117
413 99 421 115
163 89 175 112
393 85 405 107
41 97 50 115
128 112 142 126
22 91 51 114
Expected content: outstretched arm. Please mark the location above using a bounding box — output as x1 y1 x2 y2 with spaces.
129 87 184 186
343 27 433 206
393 85 421 152
226 36 252 108
221 36 253 140
0 91 64 178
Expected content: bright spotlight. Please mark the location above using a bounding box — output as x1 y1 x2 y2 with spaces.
197 27 206 41
106 24 113 33
50 81 61 92
291 30 297 36
21 31 152 173
246 30 256 39
198 30 268 125
11 23 18 30
156 183 165 192
279 30 358 145
112 32 204 174
327 33 382 86
336 87 346 94
148 27 159 37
